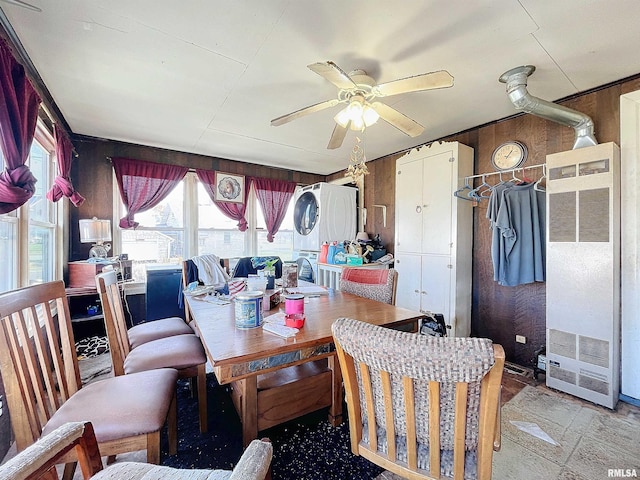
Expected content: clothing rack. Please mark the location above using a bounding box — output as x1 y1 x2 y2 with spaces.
454 163 547 203
464 163 546 182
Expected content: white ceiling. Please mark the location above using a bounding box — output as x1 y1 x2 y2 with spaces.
2 0 640 175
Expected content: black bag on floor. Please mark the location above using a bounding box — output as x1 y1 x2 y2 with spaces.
420 313 447 337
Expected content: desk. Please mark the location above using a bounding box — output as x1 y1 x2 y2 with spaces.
316 262 387 290
186 289 424 445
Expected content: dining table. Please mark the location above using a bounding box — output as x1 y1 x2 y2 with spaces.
185 286 425 446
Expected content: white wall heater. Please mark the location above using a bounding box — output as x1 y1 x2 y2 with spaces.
546 142 620 409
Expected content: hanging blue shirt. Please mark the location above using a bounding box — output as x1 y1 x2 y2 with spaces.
495 183 546 286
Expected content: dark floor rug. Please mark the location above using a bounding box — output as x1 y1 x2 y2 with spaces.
160 373 384 480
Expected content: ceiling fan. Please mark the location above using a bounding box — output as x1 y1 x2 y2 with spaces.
271 61 454 149
0 0 41 12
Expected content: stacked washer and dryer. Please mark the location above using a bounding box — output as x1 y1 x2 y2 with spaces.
293 182 358 282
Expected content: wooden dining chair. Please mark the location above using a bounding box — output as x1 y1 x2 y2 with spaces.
332 318 505 480
0 421 273 480
96 270 209 433
0 281 178 478
339 267 398 305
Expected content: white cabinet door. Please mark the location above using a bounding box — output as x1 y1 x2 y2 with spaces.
420 255 452 318
421 150 454 255
394 253 422 312
395 155 424 254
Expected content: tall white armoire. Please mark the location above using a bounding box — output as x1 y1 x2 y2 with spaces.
394 141 474 337
546 142 620 409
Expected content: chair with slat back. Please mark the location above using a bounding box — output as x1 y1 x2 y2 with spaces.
96 270 209 433
339 267 398 305
332 318 504 480
0 281 178 477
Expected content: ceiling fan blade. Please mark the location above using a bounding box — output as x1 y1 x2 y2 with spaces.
370 102 424 137
0 0 41 11
271 99 339 126
308 61 358 90
374 70 454 97
327 122 349 149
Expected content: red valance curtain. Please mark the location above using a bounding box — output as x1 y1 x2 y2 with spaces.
196 169 250 231
0 39 42 214
46 124 84 206
252 176 296 242
112 157 188 229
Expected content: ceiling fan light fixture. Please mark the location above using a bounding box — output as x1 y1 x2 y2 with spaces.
362 105 379 127
334 100 379 131
334 107 351 128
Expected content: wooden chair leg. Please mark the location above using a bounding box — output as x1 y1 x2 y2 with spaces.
168 391 178 456
197 363 208 433
106 455 116 465
61 462 77 480
146 430 161 464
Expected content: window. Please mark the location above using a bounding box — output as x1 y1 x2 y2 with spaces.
117 172 295 280
0 120 58 292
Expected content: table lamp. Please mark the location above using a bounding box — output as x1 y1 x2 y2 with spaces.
79 217 112 259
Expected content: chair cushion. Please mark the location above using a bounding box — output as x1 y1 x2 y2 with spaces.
128 317 194 349
340 269 395 304
42 368 178 443
91 462 231 480
124 334 206 374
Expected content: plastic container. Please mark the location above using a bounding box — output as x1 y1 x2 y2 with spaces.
234 291 264 328
333 245 346 264
284 293 304 315
319 242 329 263
285 313 305 328
327 243 337 264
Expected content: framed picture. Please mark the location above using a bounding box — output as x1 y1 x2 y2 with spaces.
214 172 245 203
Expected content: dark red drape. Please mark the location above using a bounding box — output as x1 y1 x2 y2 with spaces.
0 39 42 214
196 169 250 231
112 157 188 229
46 124 84 206
252 176 296 242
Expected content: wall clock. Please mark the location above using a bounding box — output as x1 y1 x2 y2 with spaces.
491 141 528 171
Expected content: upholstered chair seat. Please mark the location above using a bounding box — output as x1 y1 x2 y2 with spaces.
123 334 207 373
127 317 194 349
41 369 178 442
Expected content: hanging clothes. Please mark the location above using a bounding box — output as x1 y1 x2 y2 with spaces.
488 182 546 286
486 183 513 283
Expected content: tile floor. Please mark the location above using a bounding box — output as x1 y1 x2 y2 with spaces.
374 369 640 480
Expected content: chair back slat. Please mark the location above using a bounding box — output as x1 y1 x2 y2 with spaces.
96 271 130 376
28 302 62 413
334 339 362 453
360 362 377 452
332 317 505 480
380 370 396 462
1 315 42 442
453 382 469 480
428 381 440 477
0 281 82 451
403 376 418 471
476 345 505 480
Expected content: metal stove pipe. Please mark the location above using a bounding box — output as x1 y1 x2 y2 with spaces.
499 65 597 149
